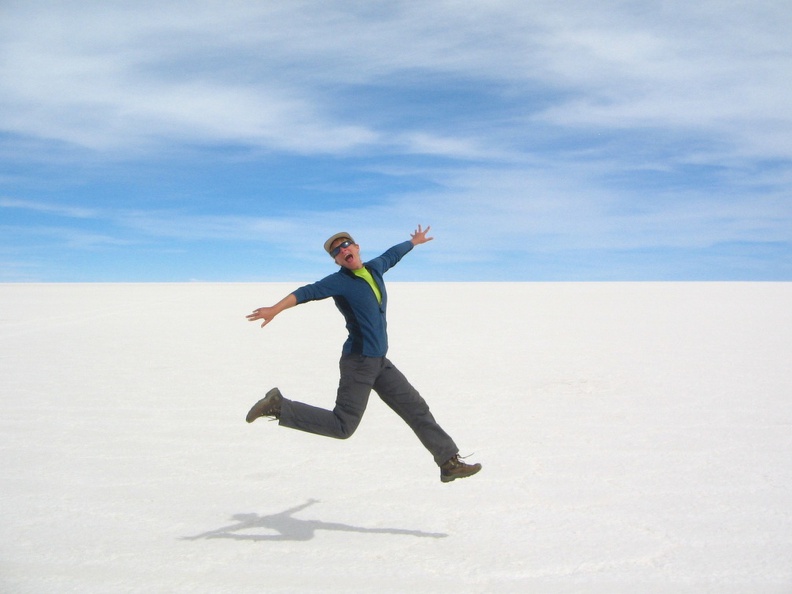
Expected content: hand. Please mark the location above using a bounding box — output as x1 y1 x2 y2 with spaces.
246 306 278 328
246 294 297 328
410 224 434 245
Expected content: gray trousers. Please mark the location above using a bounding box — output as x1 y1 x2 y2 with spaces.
278 354 458 466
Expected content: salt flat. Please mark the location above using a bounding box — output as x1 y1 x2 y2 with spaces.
1 282 791 593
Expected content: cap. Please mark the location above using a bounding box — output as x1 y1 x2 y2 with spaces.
323 232 355 256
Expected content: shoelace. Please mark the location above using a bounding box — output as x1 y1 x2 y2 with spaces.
447 453 476 468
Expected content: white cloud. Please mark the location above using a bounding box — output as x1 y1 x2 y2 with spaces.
1 1 790 280
0 197 98 219
2 1 790 162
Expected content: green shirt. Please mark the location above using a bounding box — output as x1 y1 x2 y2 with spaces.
352 266 382 304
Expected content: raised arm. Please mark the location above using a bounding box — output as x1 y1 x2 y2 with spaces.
246 293 298 328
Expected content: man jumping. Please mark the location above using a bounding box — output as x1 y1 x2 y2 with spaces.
245 225 481 483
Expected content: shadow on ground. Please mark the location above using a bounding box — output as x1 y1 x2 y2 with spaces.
183 499 449 542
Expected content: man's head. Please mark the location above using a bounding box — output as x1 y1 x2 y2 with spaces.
324 232 363 270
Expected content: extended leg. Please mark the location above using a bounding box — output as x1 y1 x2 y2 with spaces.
373 358 459 466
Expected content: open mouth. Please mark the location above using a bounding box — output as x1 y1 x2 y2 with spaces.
344 254 354 263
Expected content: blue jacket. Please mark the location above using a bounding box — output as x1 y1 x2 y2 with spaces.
291 241 414 357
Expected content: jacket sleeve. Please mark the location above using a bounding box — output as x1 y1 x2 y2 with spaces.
367 240 414 275
292 274 340 304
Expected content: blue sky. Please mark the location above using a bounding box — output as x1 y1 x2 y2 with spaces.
1 1 791 282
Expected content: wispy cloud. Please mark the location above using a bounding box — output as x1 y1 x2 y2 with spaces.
0 1 790 281
4 1 789 161
0 197 98 219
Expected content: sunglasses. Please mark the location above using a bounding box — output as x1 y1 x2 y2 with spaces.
330 240 354 258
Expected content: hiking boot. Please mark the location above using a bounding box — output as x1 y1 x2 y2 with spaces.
246 388 283 423
440 454 482 483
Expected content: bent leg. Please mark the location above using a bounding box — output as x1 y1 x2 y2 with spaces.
278 355 379 439
373 358 459 465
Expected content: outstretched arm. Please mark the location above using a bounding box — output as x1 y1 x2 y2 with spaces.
410 224 434 246
246 293 298 328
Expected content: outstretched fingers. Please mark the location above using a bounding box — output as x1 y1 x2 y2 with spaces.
411 224 434 244
246 308 274 328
